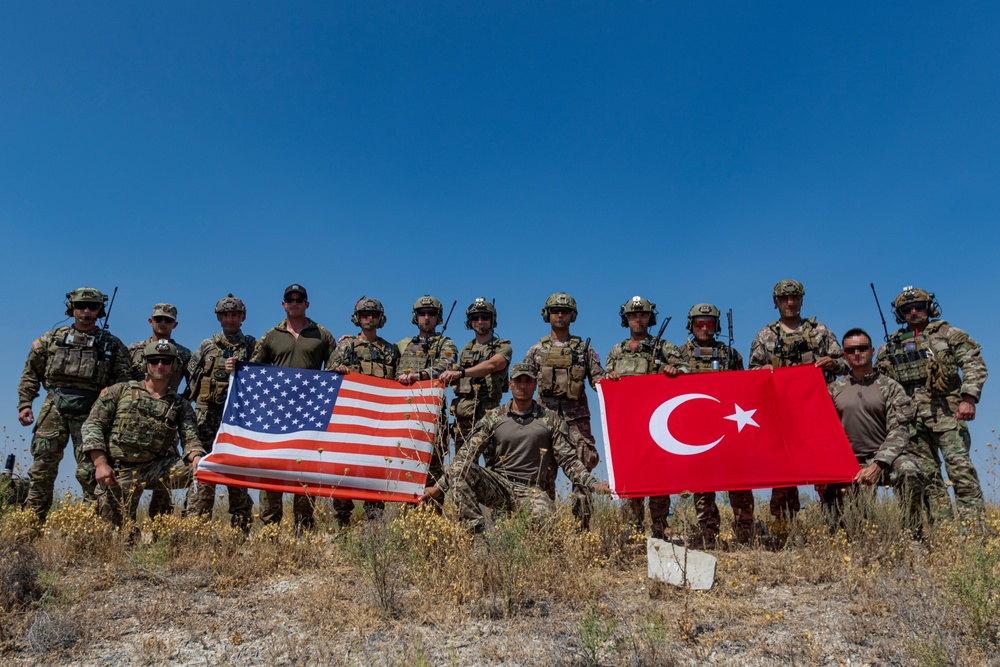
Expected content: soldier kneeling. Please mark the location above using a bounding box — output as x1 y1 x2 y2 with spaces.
81 340 205 527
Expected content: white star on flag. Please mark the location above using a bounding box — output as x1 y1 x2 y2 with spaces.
724 404 759 432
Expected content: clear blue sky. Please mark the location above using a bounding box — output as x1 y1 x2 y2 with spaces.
2 3 998 501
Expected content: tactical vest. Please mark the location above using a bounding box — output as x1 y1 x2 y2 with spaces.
687 342 732 373
886 322 958 393
454 337 510 401
769 318 821 367
397 335 454 375
193 334 253 406
109 384 184 465
346 338 396 379
45 328 114 389
607 338 657 376
537 336 588 401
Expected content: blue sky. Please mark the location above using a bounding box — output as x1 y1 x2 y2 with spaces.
2 3 998 501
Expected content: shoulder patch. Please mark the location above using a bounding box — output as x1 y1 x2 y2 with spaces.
99 387 110 398
32 338 42 350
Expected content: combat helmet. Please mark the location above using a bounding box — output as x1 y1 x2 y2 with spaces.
143 338 178 359
64 287 108 317
687 303 721 333
772 279 805 297
351 296 387 328
215 293 246 314
619 296 658 327
891 286 941 323
541 292 578 323
411 295 443 325
465 297 497 329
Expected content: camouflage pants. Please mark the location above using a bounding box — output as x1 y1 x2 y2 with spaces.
185 410 253 529
447 464 557 531
769 486 800 520
910 422 984 523
96 455 193 527
261 491 318 530
728 490 757 543
542 416 599 527
820 454 925 535
332 497 384 527
25 395 97 520
623 495 672 539
693 492 720 539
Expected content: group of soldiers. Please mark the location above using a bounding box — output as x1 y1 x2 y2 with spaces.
13 279 988 545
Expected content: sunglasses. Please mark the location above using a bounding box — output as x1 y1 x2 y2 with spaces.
152 316 175 324
284 298 306 304
416 310 438 316
549 308 573 314
843 346 872 354
901 303 927 313
146 357 174 366
469 314 492 322
74 303 101 311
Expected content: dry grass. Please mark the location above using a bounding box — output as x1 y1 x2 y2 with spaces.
0 486 997 666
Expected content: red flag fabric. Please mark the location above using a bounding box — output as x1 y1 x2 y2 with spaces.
196 362 442 503
596 365 859 496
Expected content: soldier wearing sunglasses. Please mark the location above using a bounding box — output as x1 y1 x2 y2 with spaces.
17 287 131 520
876 287 988 528
82 339 204 528
825 328 924 536
127 303 193 518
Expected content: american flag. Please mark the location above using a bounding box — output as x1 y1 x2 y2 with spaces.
196 362 444 503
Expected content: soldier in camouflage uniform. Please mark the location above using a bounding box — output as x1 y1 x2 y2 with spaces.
128 304 192 392
875 287 988 525
395 296 459 487
82 340 205 527
17 287 131 520
749 279 848 523
439 298 512 461
664 303 754 546
184 294 255 530
522 292 607 528
605 296 686 540
331 296 401 526
250 284 338 530
127 303 193 519
420 363 611 531
827 328 924 534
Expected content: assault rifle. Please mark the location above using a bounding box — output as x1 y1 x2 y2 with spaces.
726 308 736 370
102 286 118 330
429 300 458 368
651 316 672 366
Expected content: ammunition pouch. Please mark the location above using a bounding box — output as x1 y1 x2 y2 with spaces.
539 339 587 400
46 331 110 387
50 387 100 415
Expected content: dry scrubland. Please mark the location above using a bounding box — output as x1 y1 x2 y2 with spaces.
1 483 999 667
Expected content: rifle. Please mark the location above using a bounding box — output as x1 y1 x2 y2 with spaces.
102 286 118 330
726 308 736 370
651 316 672 366
429 300 458 368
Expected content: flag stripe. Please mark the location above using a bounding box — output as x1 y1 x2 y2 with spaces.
196 466 424 501
216 429 433 454
211 439 432 467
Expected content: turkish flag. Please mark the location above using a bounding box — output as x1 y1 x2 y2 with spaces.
596 365 859 496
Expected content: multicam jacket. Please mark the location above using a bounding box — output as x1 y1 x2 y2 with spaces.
749 317 849 378
18 326 131 412
522 335 606 420
395 333 458 379
331 335 400 379
876 320 988 427
81 381 203 466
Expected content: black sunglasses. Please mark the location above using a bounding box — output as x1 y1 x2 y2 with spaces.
147 357 174 366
